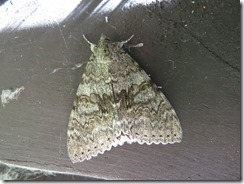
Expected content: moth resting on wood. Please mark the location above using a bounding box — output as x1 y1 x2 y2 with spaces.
67 34 182 163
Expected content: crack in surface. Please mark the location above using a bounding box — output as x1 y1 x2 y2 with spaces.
146 5 240 72
181 25 240 72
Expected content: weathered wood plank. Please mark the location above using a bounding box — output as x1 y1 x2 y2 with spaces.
0 0 240 180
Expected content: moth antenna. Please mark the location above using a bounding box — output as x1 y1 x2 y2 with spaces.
83 35 95 46
126 43 144 51
122 35 134 44
83 35 96 52
117 35 134 47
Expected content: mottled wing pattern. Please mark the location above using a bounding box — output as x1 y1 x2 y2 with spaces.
107 40 182 145
67 34 182 163
67 45 124 163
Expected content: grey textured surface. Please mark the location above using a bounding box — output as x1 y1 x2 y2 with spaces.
0 0 240 180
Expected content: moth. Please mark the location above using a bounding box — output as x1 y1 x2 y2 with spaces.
67 34 182 163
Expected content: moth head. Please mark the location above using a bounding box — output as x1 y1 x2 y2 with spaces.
83 34 110 53
97 34 111 48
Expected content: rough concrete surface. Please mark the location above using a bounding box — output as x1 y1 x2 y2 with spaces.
0 0 240 180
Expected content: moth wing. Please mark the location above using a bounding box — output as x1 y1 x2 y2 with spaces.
109 43 182 145
126 81 183 145
67 61 123 163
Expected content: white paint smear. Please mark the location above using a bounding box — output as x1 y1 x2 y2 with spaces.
1 86 25 107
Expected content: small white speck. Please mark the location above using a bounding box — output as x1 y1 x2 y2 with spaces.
105 16 109 23
203 5 206 9
191 10 194 14
71 63 84 70
184 24 187 27
192 0 195 3
50 68 63 74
